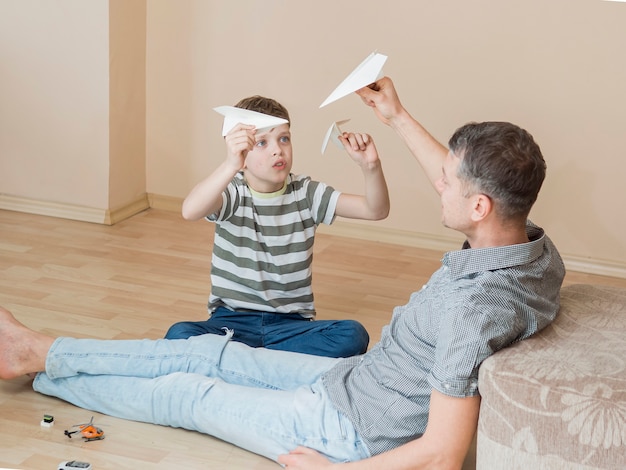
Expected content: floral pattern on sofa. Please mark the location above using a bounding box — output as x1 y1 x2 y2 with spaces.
477 284 626 469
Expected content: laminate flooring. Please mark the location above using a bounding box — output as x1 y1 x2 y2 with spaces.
1 208 624 469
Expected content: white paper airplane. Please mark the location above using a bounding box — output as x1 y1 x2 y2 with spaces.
213 106 289 136
321 119 351 154
319 52 388 108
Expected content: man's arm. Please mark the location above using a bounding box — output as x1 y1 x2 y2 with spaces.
356 77 448 191
278 390 480 470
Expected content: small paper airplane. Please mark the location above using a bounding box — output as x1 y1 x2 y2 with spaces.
319 52 388 108
321 119 351 154
213 106 289 136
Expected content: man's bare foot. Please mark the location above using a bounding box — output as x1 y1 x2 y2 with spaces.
0 306 54 379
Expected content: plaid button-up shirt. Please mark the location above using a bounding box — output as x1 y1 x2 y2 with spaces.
322 221 565 456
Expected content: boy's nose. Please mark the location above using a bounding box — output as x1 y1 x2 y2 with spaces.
271 142 282 156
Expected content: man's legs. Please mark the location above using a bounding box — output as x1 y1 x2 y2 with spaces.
34 373 368 462
30 333 369 462
42 332 338 389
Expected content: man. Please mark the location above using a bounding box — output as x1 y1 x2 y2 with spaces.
0 77 564 470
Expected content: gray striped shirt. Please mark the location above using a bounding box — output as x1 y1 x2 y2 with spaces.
207 172 340 316
322 221 565 455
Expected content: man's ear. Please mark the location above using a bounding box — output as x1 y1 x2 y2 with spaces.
471 194 492 221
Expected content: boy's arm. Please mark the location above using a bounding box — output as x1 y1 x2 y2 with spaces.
182 124 255 221
278 389 480 470
356 77 448 192
334 132 390 221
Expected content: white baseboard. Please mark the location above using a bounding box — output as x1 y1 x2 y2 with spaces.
0 193 149 225
561 255 626 280
1 193 624 279
320 221 626 280
317 220 464 253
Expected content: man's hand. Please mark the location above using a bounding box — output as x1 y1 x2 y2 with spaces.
278 446 335 470
355 77 404 126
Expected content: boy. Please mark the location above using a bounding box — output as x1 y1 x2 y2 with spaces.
164 95 390 357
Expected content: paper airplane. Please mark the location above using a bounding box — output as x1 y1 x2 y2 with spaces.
321 119 351 154
319 52 388 108
213 106 289 136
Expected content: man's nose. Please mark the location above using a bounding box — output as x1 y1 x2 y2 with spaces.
434 177 445 193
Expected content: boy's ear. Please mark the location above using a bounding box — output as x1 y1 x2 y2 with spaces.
470 194 492 221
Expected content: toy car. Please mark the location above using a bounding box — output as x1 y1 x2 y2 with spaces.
58 461 92 470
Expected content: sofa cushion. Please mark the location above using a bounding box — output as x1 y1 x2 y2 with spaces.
477 284 626 469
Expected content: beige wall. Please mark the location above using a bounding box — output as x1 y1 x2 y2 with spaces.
109 0 146 217
0 0 110 210
0 0 146 224
1 0 625 277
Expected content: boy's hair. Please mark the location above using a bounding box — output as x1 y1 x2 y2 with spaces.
234 95 290 123
448 121 546 220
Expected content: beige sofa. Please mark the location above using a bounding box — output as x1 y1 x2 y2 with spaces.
477 284 626 469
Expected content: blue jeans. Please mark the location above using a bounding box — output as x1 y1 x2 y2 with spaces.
33 333 371 463
164 307 369 358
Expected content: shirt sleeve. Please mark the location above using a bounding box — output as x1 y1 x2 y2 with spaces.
206 177 240 222
427 276 529 398
303 177 341 226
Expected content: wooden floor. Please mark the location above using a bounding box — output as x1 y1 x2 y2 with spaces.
1 208 625 470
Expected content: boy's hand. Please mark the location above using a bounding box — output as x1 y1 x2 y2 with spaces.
339 132 380 170
224 124 256 170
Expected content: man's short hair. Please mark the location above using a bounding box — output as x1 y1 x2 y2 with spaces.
449 122 546 220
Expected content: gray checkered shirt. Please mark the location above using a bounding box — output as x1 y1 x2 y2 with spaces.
321 221 565 456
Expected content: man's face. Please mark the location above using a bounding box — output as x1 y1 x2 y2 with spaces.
243 123 293 193
435 151 475 232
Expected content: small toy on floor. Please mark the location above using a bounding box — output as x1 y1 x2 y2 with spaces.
40 414 54 427
64 416 105 441
58 461 92 470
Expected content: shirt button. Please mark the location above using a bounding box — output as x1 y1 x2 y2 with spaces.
443 383 451 390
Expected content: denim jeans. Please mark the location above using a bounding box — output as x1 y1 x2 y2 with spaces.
33 333 371 463
164 307 370 358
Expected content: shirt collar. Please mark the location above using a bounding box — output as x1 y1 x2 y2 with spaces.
442 221 546 279
243 173 290 199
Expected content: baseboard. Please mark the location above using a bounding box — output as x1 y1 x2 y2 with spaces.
2 193 624 279
560 254 626 280
147 193 183 213
104 194 151 225
320 221 626 279
318 220 465 253
0 193 150 225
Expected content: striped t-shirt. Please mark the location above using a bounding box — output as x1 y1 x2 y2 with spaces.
206 172 340 317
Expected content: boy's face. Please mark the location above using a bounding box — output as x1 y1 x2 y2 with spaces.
243 124 293 193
